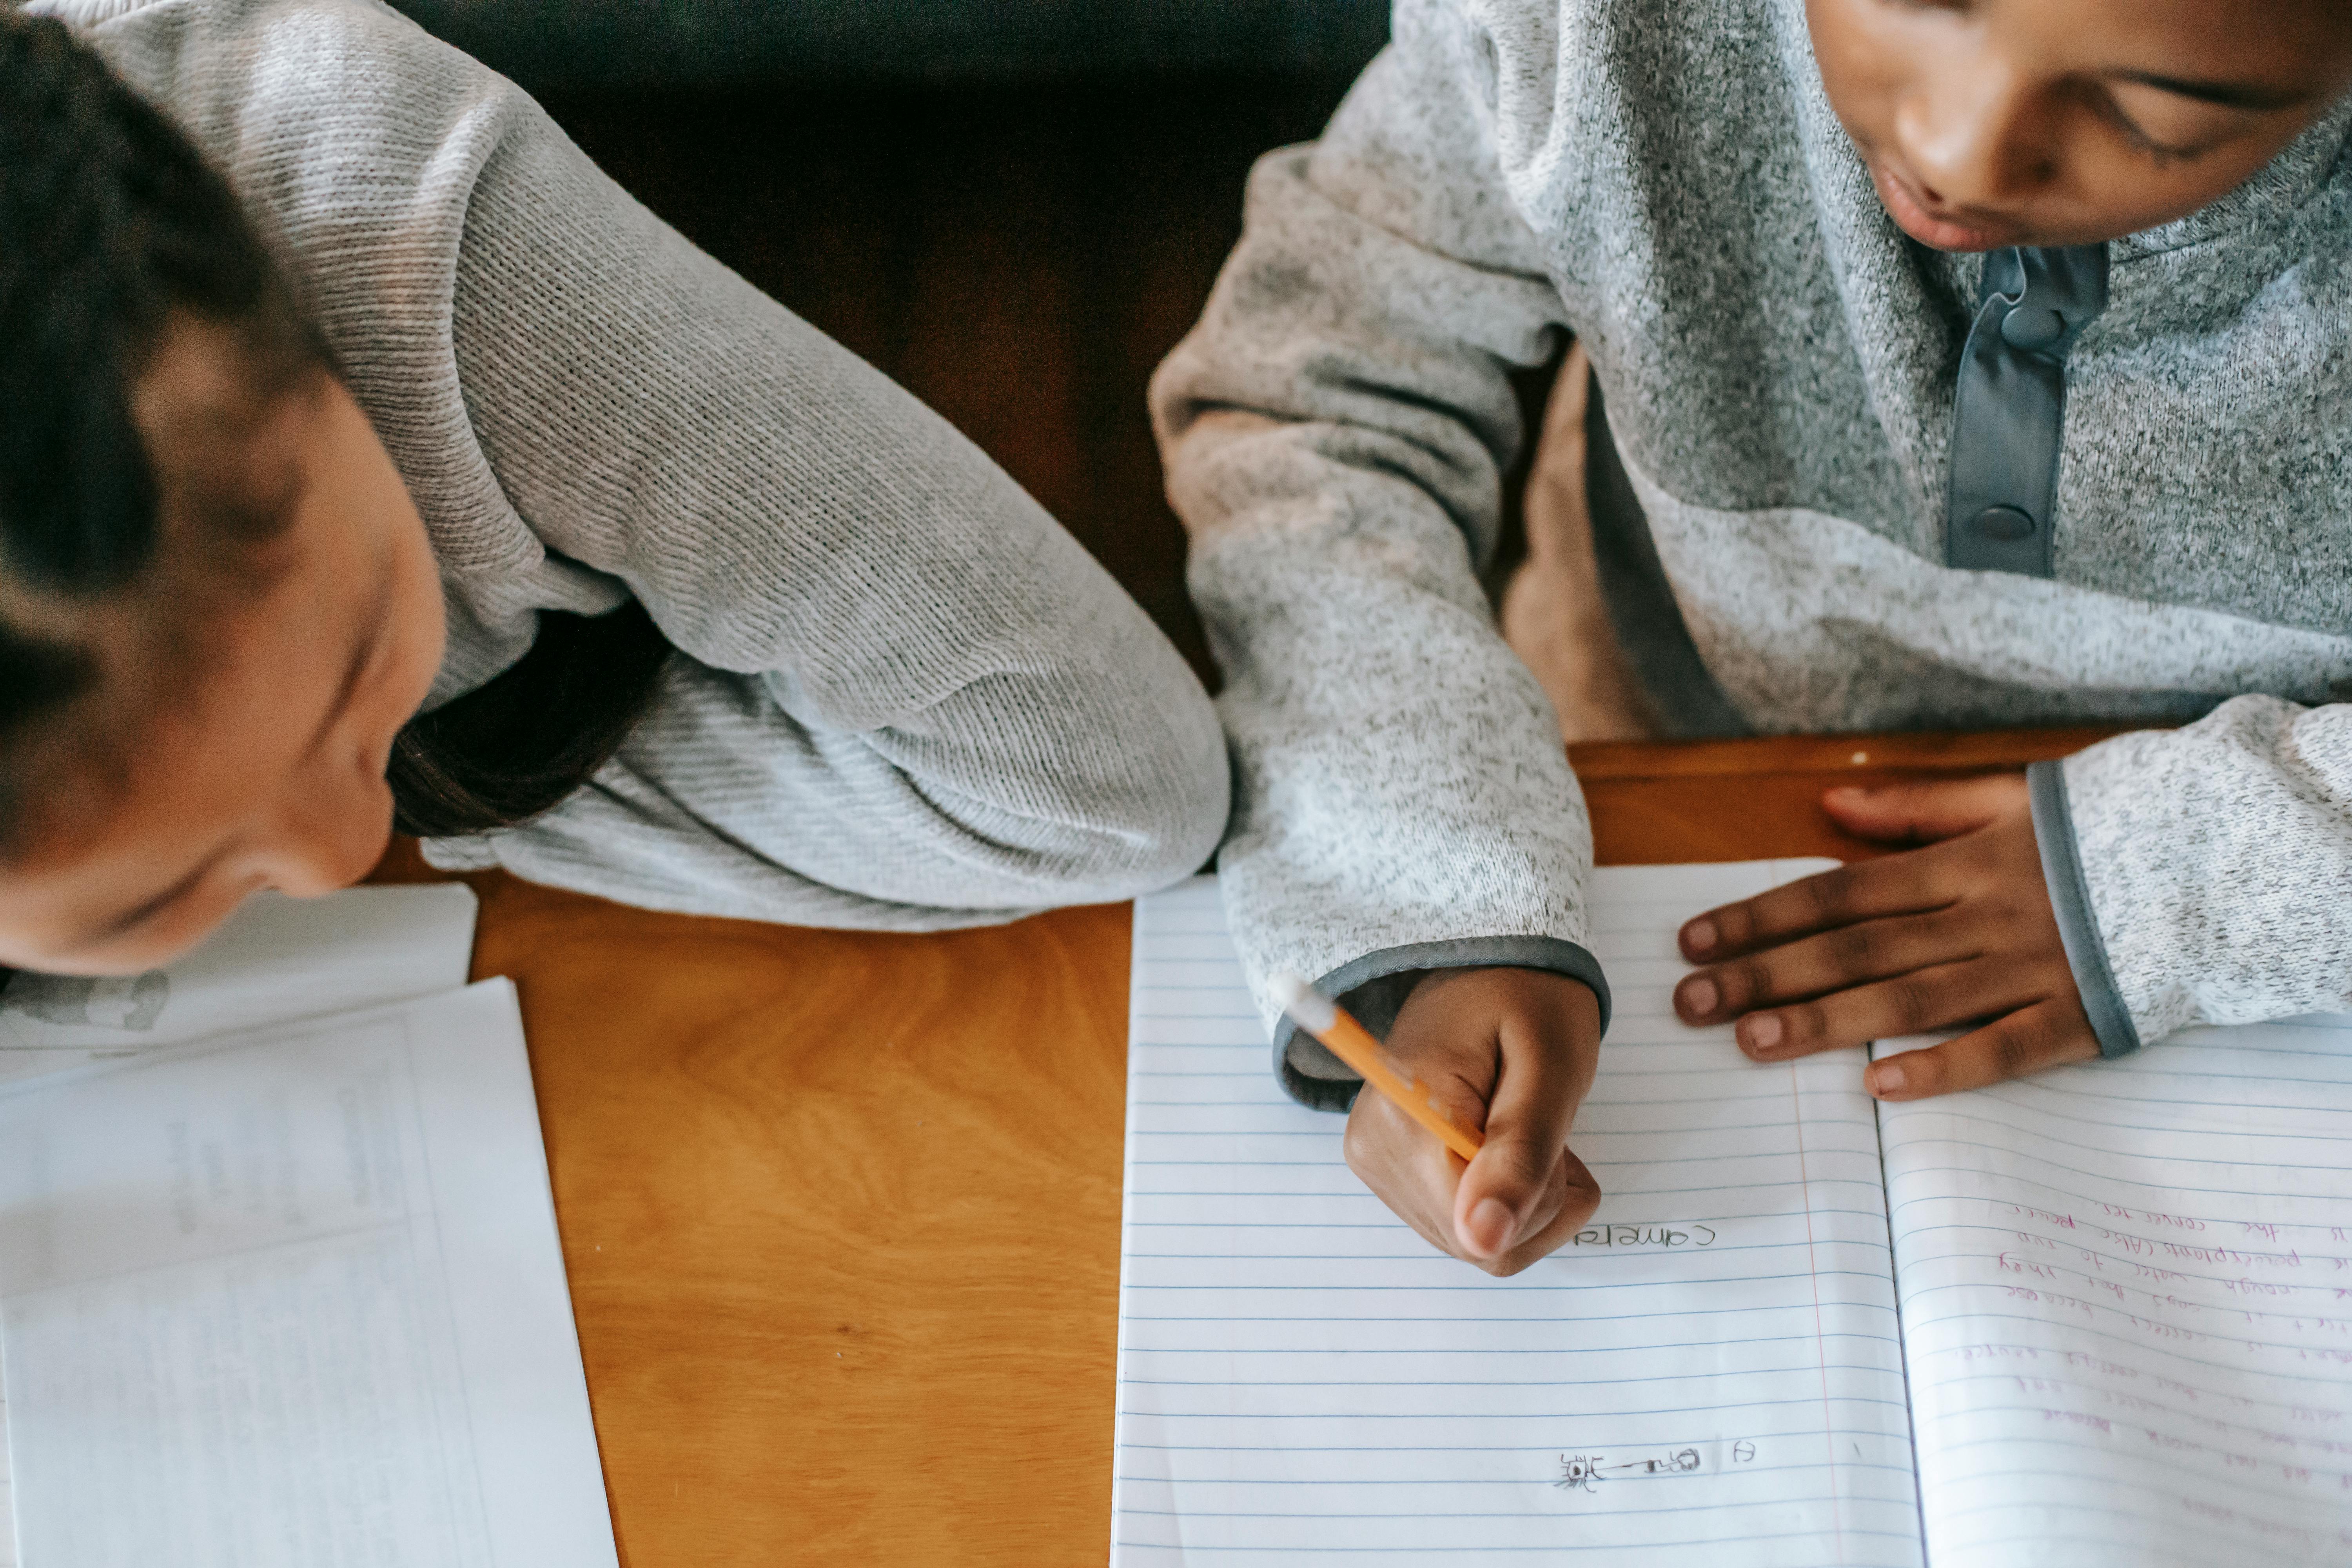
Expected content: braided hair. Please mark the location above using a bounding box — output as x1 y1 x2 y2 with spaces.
0 13 673 862
0 13 326 819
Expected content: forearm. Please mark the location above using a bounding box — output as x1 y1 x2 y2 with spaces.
429 652 1227 926
1155 13 1608 1103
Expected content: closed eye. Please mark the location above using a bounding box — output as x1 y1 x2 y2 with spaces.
2099 100 2212 165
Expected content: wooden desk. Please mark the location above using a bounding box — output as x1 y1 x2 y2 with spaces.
367 726 2118 1565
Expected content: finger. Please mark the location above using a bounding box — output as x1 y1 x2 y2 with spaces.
1479 1145 1604 1278
1530 341 1592 512
1679 850 1954 963
1454 991 1594 1258
1728 957 2047 1060
1819 774 2027 846
1864 997 2100 1100
1344 1089 1474 1259
1675 907 1977 1024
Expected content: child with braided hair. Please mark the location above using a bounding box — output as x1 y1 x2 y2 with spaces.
0 4 1229 981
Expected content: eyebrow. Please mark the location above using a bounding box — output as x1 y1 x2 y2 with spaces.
2115 71 2314 113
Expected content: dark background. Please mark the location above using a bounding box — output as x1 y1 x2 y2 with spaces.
388 0 1388 89
385 3 1399 682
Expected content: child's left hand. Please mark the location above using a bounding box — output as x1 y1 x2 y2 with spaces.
1669 773 2100 1099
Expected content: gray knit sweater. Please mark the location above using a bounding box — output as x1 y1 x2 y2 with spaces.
1153 0 2352 1103
39 0 1230 929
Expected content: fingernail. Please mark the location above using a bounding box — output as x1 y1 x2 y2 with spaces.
1467 1197 1515 1256
1679 976 1719 1017
1870 1062 1905 1097
1682 918 1718 956
1744 1014 1782 1052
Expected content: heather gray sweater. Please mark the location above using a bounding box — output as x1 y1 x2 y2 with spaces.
40 0 1230 928
1153 0 2352 1102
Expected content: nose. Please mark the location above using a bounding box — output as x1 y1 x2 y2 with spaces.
1891 54 2049 211
257 771 396 898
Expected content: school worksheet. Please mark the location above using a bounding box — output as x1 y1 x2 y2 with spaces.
1113 868 2352 1567
0 884 480 1080
0 883 484 1565
0 887 619 1568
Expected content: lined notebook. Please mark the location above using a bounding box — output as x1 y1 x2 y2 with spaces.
1113 867 2352 1567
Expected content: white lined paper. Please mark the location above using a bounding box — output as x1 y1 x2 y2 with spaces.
1111 867 1924 1566
1879 1019 2352 1567
0 883 480 1567
0 982 616 1568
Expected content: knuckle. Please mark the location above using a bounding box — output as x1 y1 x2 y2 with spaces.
1829 923 1882 974
1491 1142 1552 1192
1905 1047 1947 1094
1991 1019 2043 1081
1728 956 1776 1007
1889 974 1938 1031
1921 906 1979 955
1803 872 1854 926
1569 1194 1603 1234
1790 1000 1831 1046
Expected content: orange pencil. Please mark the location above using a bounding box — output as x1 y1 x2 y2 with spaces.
1271 971 1486 1162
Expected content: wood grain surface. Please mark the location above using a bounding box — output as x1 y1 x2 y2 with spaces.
365 728 2117 1564
1574 726 2126 865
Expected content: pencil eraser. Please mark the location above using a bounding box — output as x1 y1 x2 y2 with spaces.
1270 970 1338 1033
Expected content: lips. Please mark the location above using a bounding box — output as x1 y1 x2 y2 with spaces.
1869 161 2014 252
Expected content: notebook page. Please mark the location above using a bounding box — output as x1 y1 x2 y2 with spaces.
0 884 480 1082
1112 866 1923 1567
1878 1018 2352 1567
0 882 480 1566
0 981 616 1568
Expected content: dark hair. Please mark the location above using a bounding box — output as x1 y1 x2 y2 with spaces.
387 600 671 837
0 14 669 853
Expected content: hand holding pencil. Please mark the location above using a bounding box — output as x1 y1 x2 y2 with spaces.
1275 965 1605 1276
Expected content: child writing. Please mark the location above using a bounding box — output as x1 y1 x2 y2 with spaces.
0 1 1229 981
1154 0 2352 1272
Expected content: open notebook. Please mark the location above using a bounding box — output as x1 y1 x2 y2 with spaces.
0 887 618 1568
1113 866 2352 1567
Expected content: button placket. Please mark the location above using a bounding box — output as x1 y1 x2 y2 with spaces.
1944 244 2109 577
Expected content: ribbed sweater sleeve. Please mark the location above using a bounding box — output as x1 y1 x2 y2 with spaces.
1149 0 1603 1103
54 0 1229 928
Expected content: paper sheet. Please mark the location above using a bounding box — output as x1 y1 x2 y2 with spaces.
0 883 482 1565
0 980 614 1568
1880 1019 2352 1567
0 885 480 1081
1112 867 1924 1567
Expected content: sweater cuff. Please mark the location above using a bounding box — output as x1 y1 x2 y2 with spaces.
1271 936 1613 1111
2027 759 2141 1059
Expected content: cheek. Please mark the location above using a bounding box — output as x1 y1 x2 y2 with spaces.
1805 0 1906 134
2060 132 2294 238
22 876 269 978
360 530 448 776
307 763 398 887
390 570 446 720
